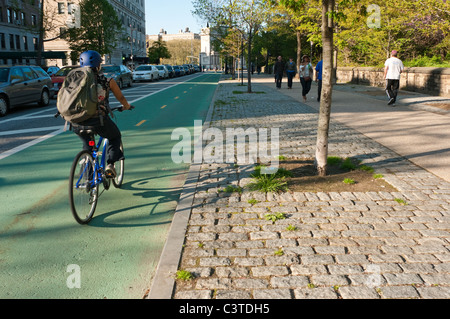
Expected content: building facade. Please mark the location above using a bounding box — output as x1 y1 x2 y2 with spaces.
44 0 146 66
0 0 44 65
199 26 220 71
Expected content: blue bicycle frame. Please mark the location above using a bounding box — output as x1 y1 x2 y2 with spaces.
76 136 109 191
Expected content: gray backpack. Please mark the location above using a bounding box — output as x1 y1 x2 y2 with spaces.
57 67 98 123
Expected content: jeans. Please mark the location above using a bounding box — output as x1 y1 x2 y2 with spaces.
74 115 124 165
287 71 295 88
317 80 322 101
275 74 282 88
385 79 400 102
300 77 312 97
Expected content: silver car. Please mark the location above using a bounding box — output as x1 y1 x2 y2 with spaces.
0 65 53 117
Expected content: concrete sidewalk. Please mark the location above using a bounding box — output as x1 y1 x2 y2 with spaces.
149 74 450 299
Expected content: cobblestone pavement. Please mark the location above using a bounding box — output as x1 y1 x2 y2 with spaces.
167 75 450 299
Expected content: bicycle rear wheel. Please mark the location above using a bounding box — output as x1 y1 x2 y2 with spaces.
112 142 125 188
69 151 98 224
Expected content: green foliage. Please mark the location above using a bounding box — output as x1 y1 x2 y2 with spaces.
264 212 286 222
249 174 288 192
176 270 194 281
63 0 123 58
147 40 171 64
343 178 356 184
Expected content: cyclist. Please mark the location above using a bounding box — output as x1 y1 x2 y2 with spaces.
73 50 132 178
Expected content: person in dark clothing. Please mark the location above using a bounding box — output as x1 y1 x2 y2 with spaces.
285 57 297 89
73 50 132 178
274 56 284 89
315 59 323 102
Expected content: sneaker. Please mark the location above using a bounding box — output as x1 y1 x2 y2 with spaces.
105 164 116 178
388 98 395 105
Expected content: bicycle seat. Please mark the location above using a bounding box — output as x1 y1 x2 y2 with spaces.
72 124 97 137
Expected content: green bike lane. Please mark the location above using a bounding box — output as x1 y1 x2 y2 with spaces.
0 73 221 298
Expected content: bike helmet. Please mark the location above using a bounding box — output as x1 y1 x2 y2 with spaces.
79 50 102 68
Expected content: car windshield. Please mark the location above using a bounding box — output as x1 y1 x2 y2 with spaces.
102 66 120 73
55 67 77 76
136 66 152 71
156 66 164 70
0 68 10 82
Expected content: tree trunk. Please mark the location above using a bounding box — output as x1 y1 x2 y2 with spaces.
296 30 301 79
315 0 334 177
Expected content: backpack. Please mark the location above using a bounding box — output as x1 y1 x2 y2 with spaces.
57 67 98 123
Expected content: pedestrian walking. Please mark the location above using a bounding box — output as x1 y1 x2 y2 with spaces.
274 56 284 89
384 50 404 106
285 57 297 89
315 59 323 102
299 55 313 102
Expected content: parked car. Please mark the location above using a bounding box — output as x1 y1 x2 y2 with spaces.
193 65 200 72
132 64 159 82
181 65 190 75
164 65 175 78
155 65 169 79
0 65 53 116
172 65 181 77
101 64 133 88
42 66 60 76
177 65 185 76
50 65 80 97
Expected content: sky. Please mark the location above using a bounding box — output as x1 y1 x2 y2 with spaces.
145 0 205 35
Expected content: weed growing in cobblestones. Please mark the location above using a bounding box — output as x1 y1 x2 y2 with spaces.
286 225 297 231
264 212 286 222
222 185 243 194
197 242 204 248
394 198 408 205
252 165 292 178
373 173 384 179
308 283 316 289
274 248 284 256
247 198 260 205
249 174 288 192
176 270 194 281
343 178 356 184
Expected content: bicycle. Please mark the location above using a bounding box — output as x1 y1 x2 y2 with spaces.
68 106 133 224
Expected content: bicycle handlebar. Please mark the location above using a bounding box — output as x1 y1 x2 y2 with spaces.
111 105 135 112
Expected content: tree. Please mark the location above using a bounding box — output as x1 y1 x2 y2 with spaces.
147 39 172 64
192 0 271 92
279 0 340 176
63 0 123 59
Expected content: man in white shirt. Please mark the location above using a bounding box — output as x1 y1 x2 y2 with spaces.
384 50 404 106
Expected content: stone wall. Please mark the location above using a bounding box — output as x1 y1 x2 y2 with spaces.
336 67 450 97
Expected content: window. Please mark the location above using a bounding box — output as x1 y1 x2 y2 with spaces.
68 3 75 14
21 12 26 26
58 3 65 14
23 36 28 50
9 34 14 50
7 8 13 23
10 68 24 82
15 35 20 50
31 14 37 26
22 67 37 81
33 37 38 50
0 33 5 49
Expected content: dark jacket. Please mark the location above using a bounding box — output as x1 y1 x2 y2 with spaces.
274 61 284 75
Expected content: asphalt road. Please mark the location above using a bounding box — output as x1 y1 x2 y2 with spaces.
0 72 221 298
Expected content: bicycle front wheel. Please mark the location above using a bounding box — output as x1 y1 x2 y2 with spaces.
112 142 125 188
69 151 98 224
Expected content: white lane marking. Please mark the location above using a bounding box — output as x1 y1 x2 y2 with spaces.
0 74 206 160
0 126 63 136
0 127 64 160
